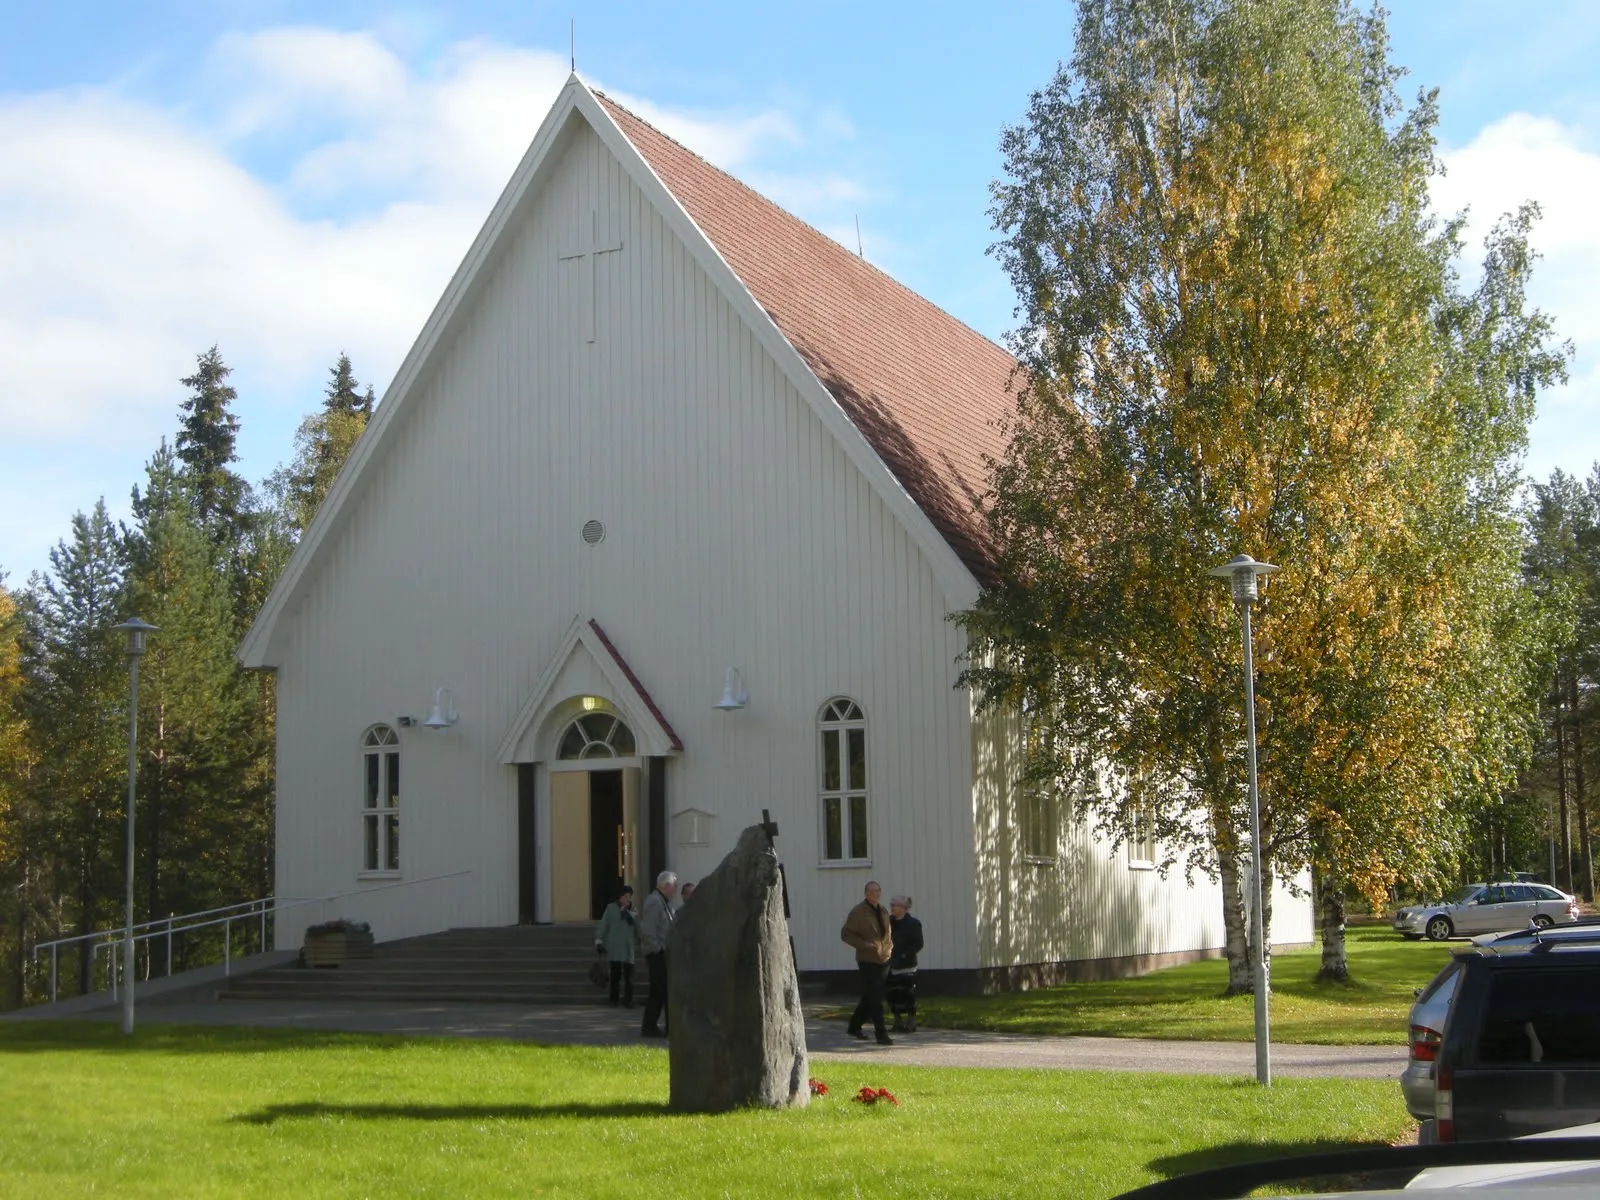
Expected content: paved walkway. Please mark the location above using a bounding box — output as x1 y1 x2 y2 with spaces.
22 994 1406 1079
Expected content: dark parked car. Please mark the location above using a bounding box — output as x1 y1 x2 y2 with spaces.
1433 945 1600 1142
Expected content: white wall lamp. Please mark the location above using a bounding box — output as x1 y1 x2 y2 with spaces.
714 667 749 712
424 687 459 730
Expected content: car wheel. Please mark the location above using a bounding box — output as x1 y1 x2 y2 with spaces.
1426 915 1453 941
1533 914 1554 929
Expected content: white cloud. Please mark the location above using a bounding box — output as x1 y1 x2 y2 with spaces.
1432 113 1600 480
0 28 868 577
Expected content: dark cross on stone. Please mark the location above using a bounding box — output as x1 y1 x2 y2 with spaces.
761 809 792 921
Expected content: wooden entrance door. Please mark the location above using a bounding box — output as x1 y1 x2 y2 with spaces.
549 772 590 922
548 767 643 923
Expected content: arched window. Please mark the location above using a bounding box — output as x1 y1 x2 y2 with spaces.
363 725 400 873
557 712 637 760
818 698 868 862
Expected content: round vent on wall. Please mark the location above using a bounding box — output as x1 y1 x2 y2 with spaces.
581 519 606 546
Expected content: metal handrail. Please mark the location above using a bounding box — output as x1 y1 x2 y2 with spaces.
32 871 474 1004
34 897 270 956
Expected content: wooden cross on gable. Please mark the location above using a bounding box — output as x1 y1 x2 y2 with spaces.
559 208 623 343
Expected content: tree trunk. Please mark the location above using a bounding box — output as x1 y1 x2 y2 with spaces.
1258 858 1275 984
1556 685 1572 892
1314 865 1348 982
1217 839 1252 994
1571 669 1593 903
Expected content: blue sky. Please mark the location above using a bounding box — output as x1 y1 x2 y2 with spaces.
3 1 1599 581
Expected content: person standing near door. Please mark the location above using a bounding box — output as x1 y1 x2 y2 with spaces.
638 870 678 1038
595 885 638 1007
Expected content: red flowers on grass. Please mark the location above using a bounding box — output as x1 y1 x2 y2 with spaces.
854 1086 899 1107
809 1078 898 1108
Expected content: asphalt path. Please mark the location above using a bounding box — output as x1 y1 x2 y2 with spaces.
16 995 1406 1080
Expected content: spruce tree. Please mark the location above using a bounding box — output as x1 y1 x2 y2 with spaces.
324 354 366 418
126 446 261 936
175 346 249 540
267 354 375 538
19 502 130 993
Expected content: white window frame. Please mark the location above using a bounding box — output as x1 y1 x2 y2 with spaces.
1127 788 1157 870
555 712 637 761
1019 704 1060 865
818 697 869 865
362 725 401 877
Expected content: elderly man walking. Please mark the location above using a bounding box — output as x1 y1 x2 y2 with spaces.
638 870 678 1039
841 880 894 1045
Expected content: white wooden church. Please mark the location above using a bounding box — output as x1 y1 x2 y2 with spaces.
241 75 1311 989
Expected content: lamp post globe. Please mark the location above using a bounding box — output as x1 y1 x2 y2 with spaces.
112 618 159 1036
1207 556 1276 1086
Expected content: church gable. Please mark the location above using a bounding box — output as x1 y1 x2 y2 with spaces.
241 76 993 669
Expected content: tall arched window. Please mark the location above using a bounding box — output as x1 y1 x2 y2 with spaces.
557 712 636 760
363 725 400 873
819 698 868 863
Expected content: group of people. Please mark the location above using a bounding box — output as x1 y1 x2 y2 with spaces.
594 871 693 1038
593 873 925 1048
841 880 923 1045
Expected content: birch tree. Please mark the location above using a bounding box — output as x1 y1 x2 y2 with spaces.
962 0 1568 988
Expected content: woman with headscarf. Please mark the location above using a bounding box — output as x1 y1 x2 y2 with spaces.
887 894 924 1033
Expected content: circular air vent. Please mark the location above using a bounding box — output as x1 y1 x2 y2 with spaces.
581 519 606 546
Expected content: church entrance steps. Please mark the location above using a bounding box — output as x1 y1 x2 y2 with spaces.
216 925 616 1006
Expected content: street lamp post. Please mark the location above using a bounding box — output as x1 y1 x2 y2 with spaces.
1208 554 1277 1087
112 617 158 1036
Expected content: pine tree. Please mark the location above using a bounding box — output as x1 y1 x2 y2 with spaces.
175 346 249 540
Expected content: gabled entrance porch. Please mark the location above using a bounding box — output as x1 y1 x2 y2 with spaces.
499 618 683 925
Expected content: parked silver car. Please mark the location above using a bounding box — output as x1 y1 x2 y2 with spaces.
1404 956 1464 1121
1393 882 1579 941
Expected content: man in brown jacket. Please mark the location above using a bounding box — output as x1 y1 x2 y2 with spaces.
841 880 895 1045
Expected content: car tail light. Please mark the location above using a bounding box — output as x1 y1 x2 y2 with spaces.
1436 1064 1454 1142
1409 1024 1442 1062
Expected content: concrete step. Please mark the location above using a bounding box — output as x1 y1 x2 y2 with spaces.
213 924 634 1005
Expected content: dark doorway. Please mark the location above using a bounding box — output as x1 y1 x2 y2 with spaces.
517 764 538 923
588 770 624 919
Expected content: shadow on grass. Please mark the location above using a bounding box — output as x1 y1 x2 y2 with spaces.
1148 1138 1415 1193
233 1100 672 1125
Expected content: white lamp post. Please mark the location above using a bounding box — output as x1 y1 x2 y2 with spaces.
112 617 158 1036
1207 554 1277 1086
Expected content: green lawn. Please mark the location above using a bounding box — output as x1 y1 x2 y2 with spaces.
916 926 1452 1045
0 1021 1410 1199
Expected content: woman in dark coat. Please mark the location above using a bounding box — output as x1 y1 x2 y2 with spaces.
887 895 924 1033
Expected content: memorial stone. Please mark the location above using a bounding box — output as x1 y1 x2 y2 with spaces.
667 820 809 1112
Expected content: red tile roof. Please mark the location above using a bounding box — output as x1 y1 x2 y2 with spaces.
596 92 1014 582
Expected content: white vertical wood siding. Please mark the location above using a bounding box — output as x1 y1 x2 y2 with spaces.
271 122 979 971
971 706 1313 968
